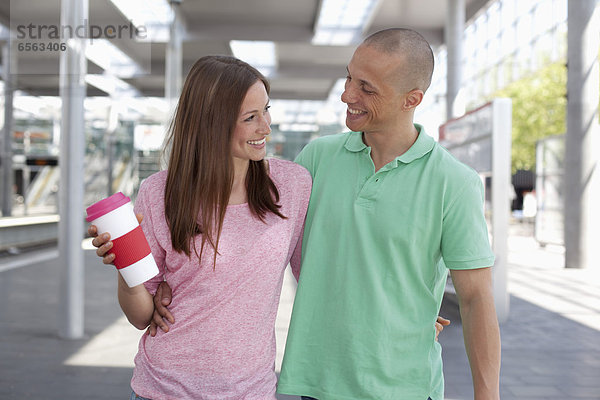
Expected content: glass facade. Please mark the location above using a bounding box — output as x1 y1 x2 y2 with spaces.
418 0 568 137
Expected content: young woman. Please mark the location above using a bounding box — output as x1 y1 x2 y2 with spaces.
89 55 312 399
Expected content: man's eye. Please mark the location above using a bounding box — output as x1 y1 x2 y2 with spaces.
264 105 271 113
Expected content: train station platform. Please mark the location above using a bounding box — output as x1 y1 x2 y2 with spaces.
0 222 599 399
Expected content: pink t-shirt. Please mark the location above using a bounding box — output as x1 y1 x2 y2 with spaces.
130 158 311 399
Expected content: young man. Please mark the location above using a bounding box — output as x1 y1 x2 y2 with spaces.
276 28 500 400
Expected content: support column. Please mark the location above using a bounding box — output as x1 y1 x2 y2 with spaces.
445 0 465 120
165 0 183 105
106 101 119 196
1 43 15 217
564 0 600 269
58 0 88 339
491 98 512 323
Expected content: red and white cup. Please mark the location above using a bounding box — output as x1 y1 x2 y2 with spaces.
86 192 159 288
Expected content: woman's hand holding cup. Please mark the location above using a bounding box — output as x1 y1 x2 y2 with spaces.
88 213 144 265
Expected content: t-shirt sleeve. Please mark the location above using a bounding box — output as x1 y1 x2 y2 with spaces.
288 166 312 282
441 174 495 270
134 180 166 294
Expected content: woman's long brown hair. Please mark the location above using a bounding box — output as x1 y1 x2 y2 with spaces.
163 55 285 267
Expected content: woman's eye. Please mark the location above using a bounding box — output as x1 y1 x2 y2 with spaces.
264 105 271 113
244 115 255 122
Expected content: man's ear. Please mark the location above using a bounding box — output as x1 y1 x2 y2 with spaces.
402 89 424 111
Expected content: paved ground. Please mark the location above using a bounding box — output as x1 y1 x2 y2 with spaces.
440 223 600 400
1 222 599 399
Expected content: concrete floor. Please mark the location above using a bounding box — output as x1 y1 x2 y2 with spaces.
1 223 599 399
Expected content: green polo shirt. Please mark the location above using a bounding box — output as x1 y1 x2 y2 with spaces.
277 125 495 400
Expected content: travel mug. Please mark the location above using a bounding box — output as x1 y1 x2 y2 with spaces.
86 192 159 287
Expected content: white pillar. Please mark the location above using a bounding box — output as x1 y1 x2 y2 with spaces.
445 0 465 120
491 98 512 323
58 0 88 339
165 0 183 104
106 101 119 196
564 0 600 269
1 43 15 217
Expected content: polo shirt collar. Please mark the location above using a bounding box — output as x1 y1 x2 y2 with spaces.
343 123 435 165
344 131 368 152
397 124 435 164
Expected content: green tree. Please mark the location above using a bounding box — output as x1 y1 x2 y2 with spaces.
491 62 567 173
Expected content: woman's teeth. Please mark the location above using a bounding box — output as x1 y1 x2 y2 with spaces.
247 138 266 145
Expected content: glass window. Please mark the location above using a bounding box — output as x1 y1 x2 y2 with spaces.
436 49 447 78
516 0 537 16
534 34 553 67
534 1 553 36
516 12 532 48
555 22 568 61
465 54 476 81
475 15 488 51
500 0 516 24
501 23 516 58
553 0 567 25
433 0 569 117
465 25 476 62
488 2 501 38
489 36 500 64
502 55 514 85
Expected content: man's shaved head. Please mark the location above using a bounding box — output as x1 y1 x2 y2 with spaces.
362 28 434 93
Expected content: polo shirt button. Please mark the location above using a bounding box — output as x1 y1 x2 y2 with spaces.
375 178 379 182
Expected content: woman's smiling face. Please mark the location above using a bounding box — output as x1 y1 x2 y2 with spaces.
231 80 271 163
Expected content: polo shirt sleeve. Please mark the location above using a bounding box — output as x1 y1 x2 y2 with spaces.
294 140 317 177
441 173 495 270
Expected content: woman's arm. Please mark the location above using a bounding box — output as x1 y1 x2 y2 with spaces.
117 273 155 330
89 218 155 330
